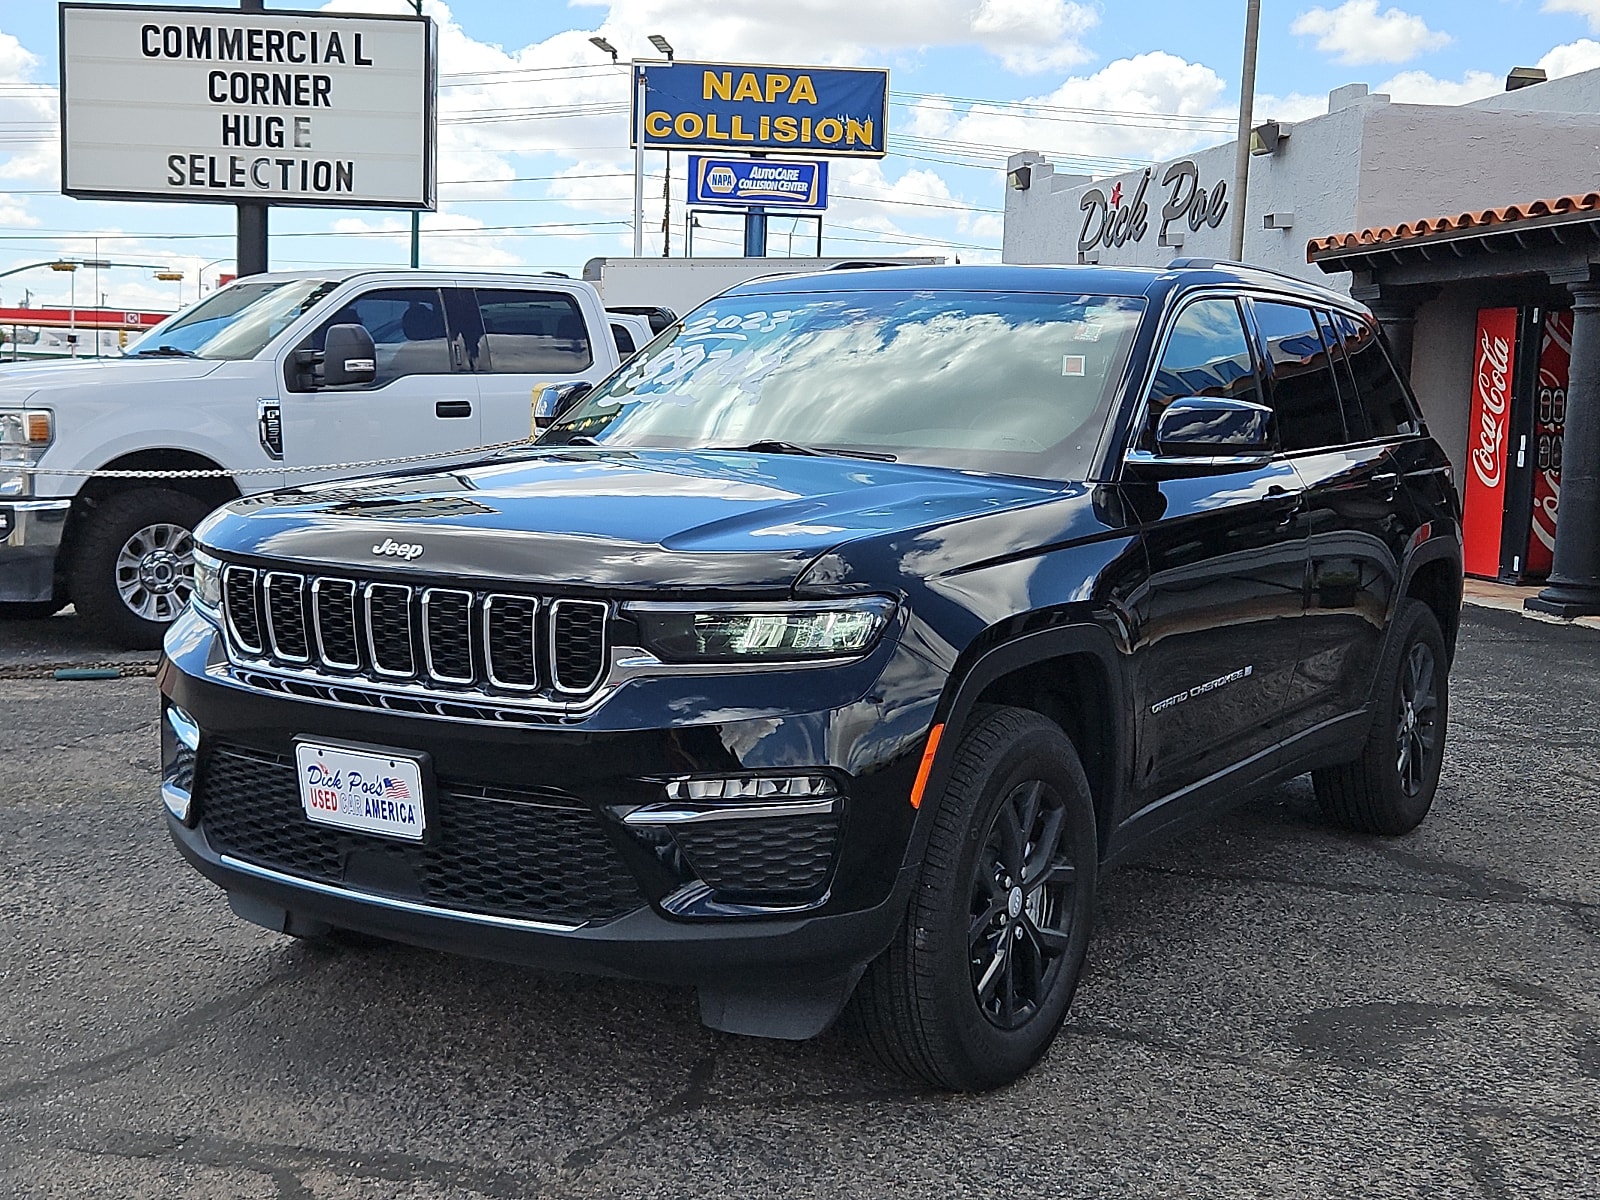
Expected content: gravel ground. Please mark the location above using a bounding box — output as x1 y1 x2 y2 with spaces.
0 606 1596 1198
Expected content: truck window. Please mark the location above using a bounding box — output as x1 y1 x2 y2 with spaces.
474 289 593 373
1253 300 1346 451
308 288 453 387
611 321 637 356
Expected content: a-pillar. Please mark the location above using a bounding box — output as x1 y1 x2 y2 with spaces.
1528 278 1600 617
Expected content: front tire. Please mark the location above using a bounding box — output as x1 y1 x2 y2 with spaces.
1313 598 1449 835
852 706 1098 1091
68 488 210 649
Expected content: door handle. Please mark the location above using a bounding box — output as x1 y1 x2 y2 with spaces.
435 400 473 419
1371 470 1401 499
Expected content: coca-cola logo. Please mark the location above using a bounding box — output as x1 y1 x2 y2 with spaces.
1471 328 1511 490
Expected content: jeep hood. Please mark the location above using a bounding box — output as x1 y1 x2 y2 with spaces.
199 448 1065 591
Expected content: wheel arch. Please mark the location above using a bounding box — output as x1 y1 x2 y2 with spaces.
921 623 1130 862
1399 540 1463 664
61 449 240 568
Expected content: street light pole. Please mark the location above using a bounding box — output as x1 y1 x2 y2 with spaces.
1229 0 1262 261
633 61 647 257
410 0 422 268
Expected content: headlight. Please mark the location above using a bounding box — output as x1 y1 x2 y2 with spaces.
192 548 222 613
626 597 896 662
0 410 51 498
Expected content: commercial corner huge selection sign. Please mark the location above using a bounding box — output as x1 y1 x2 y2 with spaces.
59 3 437 209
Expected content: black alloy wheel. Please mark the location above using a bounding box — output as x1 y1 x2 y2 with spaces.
852 704 1098 1091
1313 598 1449 835
969 778 1080 1030
1396 640 1440 798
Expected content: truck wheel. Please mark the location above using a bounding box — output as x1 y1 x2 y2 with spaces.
852 706 1098 1091
1313 598 1449 835
69 488 210 649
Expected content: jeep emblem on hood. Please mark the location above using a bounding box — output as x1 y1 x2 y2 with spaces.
372 538 423 561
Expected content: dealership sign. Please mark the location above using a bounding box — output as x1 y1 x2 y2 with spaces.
59 3 437 209
687 156 828 210
633 61 887 158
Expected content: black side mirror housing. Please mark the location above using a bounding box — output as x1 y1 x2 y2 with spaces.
1154 396 1274 457
322 324 377 388
533 381 592 431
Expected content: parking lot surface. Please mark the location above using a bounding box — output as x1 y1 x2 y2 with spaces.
0 606 1596 1199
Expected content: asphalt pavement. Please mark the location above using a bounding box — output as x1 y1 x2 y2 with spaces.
0 606 1596 1199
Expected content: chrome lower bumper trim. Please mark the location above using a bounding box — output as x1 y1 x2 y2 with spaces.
217 854 588 934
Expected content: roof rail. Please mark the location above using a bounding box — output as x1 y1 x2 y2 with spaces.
1165 256 1351 298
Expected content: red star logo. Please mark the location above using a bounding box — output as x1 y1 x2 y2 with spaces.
1110 181 1123 207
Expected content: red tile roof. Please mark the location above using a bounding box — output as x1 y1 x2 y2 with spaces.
1307 191 1600 259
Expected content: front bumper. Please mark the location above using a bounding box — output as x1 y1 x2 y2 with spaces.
159 608 939 1034
0 498 70 602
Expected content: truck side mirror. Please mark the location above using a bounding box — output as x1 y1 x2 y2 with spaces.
322 324 377 388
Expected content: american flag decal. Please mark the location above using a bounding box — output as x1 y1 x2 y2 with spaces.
383 777 412 800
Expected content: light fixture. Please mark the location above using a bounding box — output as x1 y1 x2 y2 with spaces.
1007 164 1032 191
1261 211 1295 230
648 34 674 61
588 35 617 62
1249 119 1289 156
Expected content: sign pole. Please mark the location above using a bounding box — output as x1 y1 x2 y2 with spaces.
633 63 647 258
237 0 269 276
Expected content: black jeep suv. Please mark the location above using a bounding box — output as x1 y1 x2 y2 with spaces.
160 262 1462 1091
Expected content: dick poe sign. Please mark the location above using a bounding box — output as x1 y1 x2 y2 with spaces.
633 61 887 158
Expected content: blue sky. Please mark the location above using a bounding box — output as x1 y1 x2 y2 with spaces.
4 0 1600 314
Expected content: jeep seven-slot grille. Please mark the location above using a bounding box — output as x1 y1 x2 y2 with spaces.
221 568 610 699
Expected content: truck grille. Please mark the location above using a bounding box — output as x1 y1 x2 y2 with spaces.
198 744 642 925
222 567 610 701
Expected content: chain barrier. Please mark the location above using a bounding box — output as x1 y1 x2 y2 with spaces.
12 437 539 480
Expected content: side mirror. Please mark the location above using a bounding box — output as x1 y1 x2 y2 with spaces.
322 324 376 388
533 381 592 431
1127 396 1274 472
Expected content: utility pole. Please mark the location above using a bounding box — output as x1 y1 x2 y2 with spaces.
1229 0 1262 261
410 0 422 268
633 62 647 257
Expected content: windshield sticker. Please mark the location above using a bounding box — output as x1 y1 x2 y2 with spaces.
1062 355 1086 377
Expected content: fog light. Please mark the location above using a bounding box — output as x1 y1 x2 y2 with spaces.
662 774 837 803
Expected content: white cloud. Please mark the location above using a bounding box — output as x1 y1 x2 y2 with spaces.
0 28 58 188
1291 1 1451 65
1539 37 1600 77
946 52 1235 174
573 0 1097 74
1254 91 1331 123
1543 1 1600 33
1376 68 1501 105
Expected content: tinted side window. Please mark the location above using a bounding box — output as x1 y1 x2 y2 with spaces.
1334 312 1418 439
611 322 636 356
1254 300 1346 451
1143 296 1264 448
1317 308 1368 440
476 289 593 373
308 287 452 386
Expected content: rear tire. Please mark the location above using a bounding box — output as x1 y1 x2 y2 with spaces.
852 705 1098 1091
68 488 211 649
1313 598 1449 835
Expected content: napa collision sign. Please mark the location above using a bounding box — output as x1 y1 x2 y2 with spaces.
58 3 436 209
633 61 887 158
687 156 829 210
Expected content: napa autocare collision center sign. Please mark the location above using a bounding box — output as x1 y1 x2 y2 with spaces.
59 4 436 208
634 61 887 158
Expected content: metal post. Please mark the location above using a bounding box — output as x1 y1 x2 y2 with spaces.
662 151 671 257
633 63 647 258
237 0 269 276
1229 0 1261 261
743 208 767 257
1528 279 1600 617
410 0 422 268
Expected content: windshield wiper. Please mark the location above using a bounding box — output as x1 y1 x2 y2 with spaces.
132 345 199 358
736 439 897 462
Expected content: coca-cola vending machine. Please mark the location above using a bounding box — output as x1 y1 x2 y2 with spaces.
1461 306 1569 581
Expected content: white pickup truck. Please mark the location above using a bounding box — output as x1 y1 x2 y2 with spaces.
0 269 622 646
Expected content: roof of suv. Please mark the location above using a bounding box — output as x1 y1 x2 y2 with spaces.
726 260 1363 312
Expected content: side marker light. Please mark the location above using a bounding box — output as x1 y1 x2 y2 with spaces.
909 723 944 809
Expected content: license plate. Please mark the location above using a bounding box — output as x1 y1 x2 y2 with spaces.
295 741 426 841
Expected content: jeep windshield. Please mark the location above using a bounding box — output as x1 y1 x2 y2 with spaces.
128 278 339 361
543 290 1144 480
